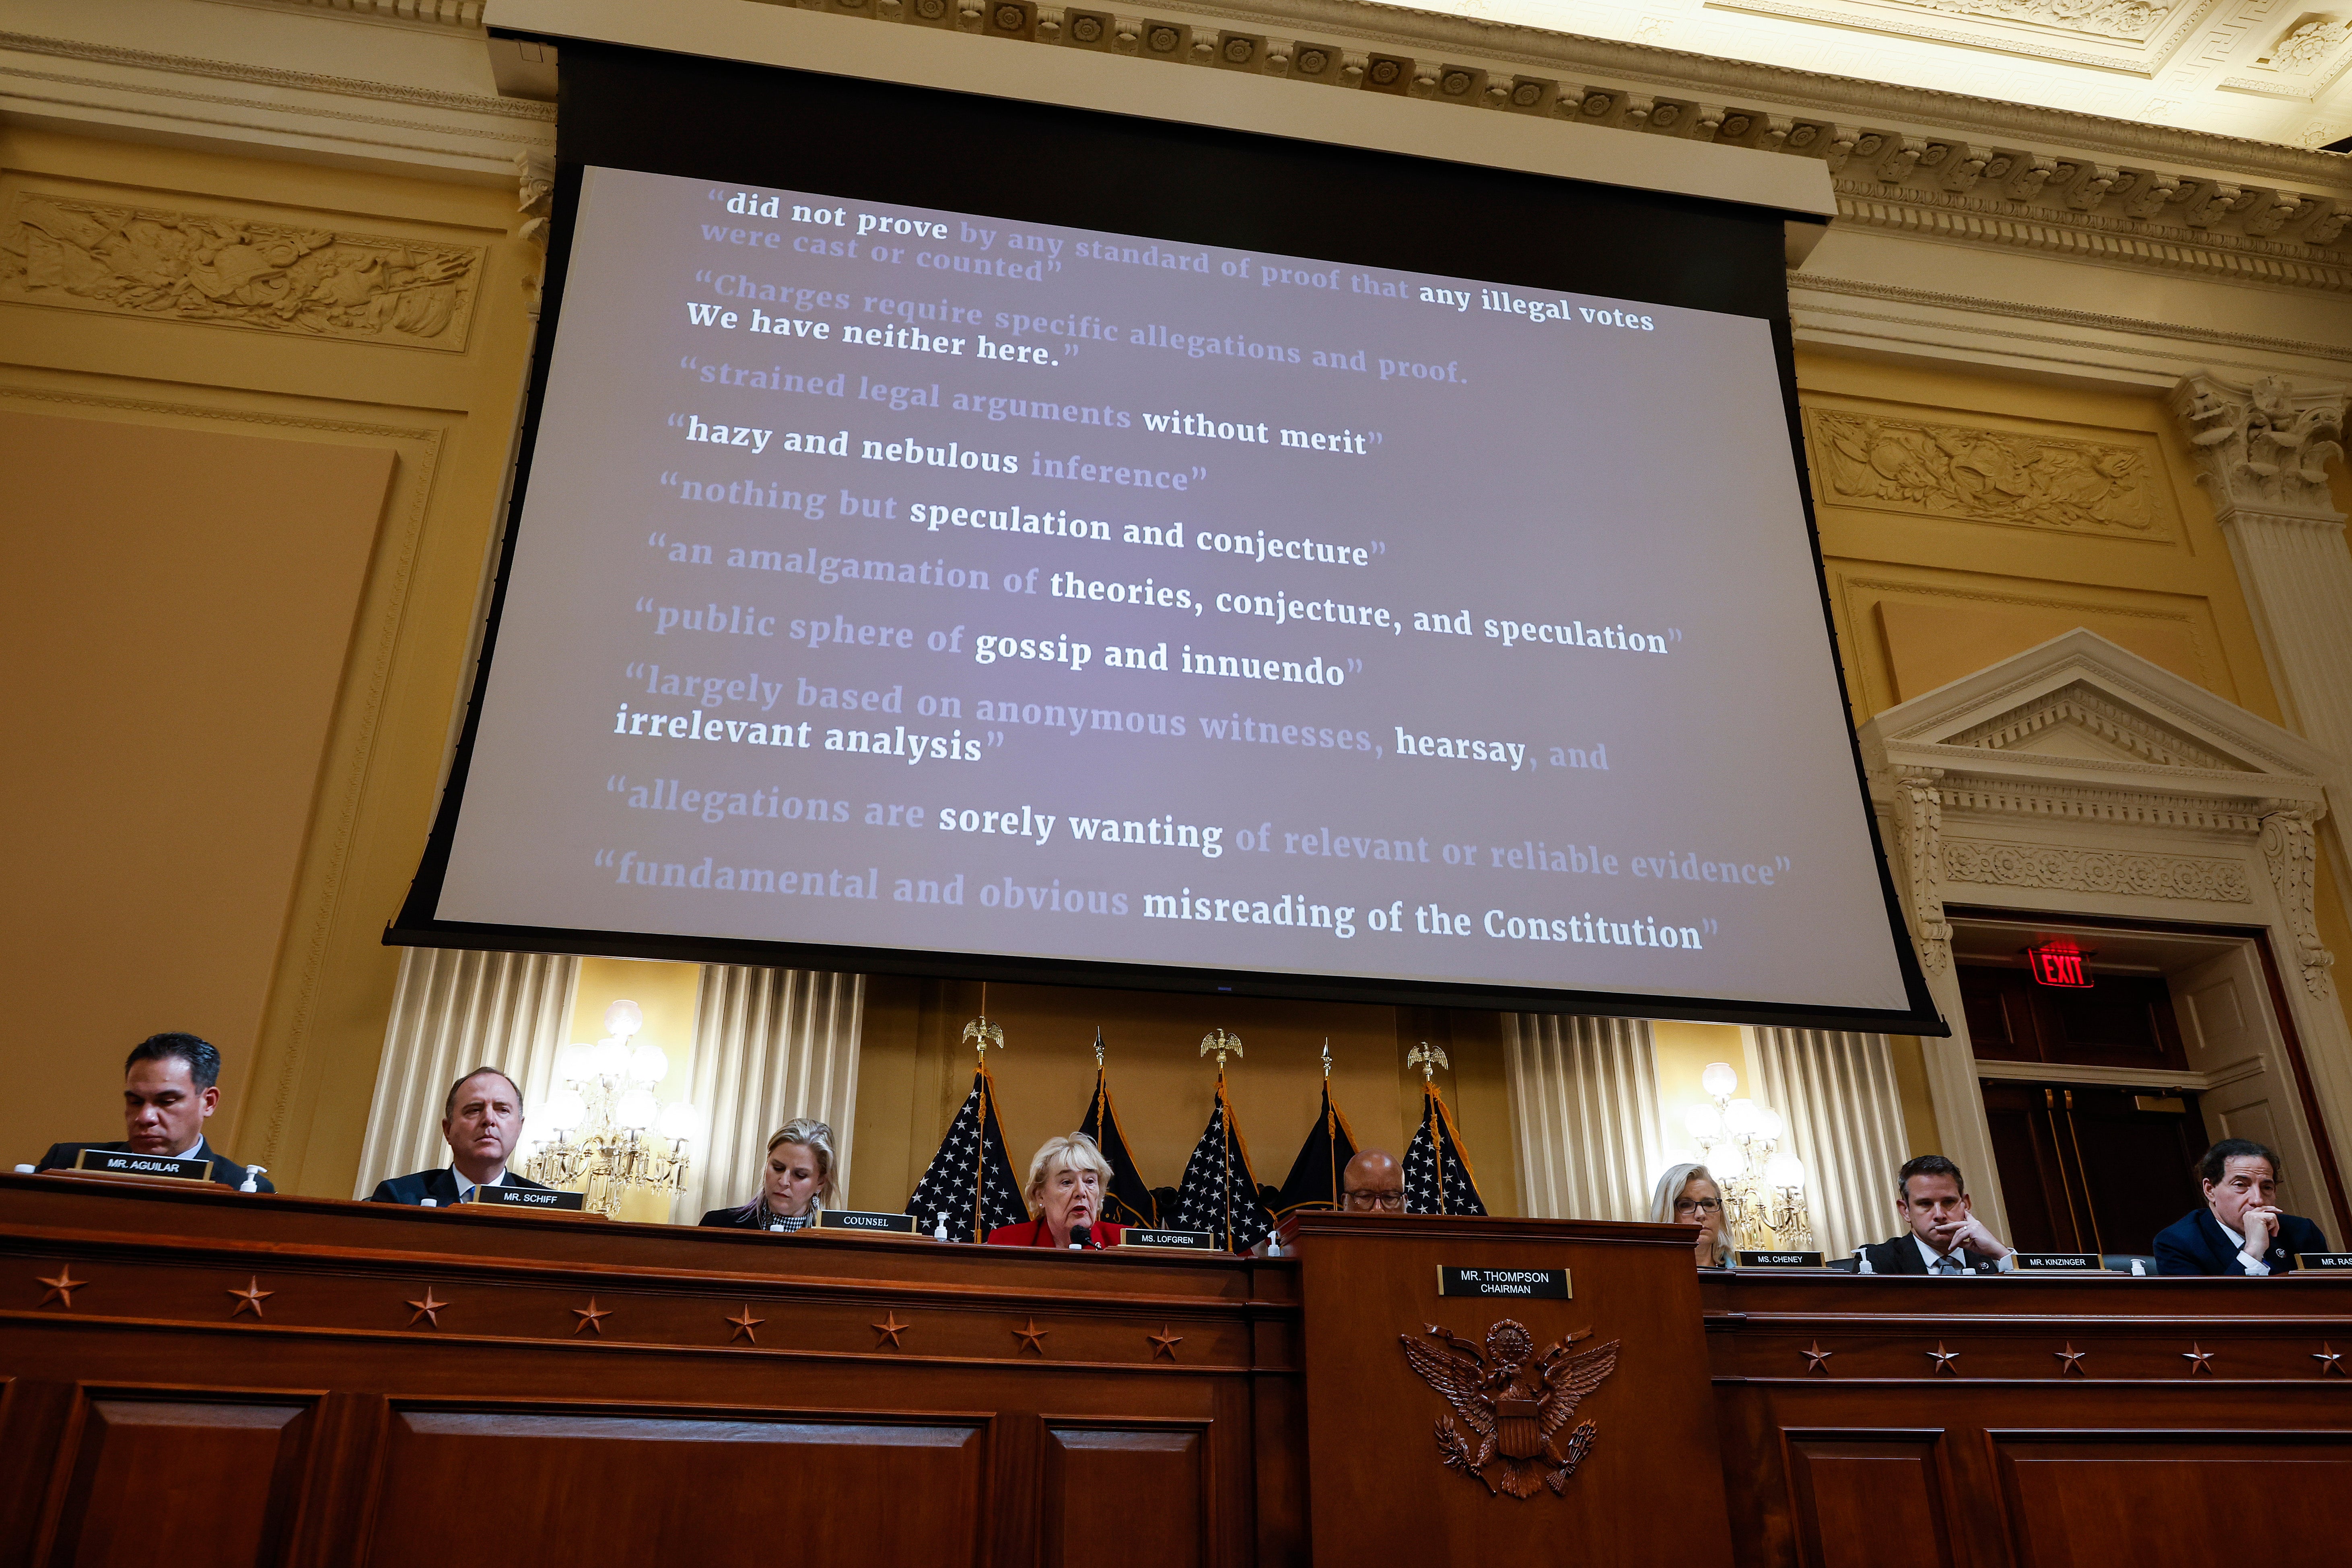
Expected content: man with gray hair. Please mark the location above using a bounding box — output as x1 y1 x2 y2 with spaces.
368 1066 554 1206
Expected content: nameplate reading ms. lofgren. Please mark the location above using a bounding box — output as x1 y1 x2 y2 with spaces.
1437 1267 1571 1299
817 1209 916 1233
73 1149 213 1182
467 1186 586 1210
1736 1251 1826 1269
1118 1228 1217 1250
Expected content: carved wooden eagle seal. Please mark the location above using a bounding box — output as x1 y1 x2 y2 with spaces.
1399 1319 1621 1497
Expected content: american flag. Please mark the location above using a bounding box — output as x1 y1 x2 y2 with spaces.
904 1063 1028 1241
1403 1084 1487 1216
1079 1061 1160 1228
1167 1078 1275 1251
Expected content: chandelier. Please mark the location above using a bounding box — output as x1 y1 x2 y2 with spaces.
1683 1061 1811 1251
521 999 700 1219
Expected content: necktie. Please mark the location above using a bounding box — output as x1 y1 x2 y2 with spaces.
1933 1253 1963 1275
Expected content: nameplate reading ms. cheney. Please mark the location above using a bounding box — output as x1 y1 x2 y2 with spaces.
73 1149 212 1182
1735 1251 1827 1269
466 1186 587 1210
1438 1267 1571 1298
817 1208 916 1233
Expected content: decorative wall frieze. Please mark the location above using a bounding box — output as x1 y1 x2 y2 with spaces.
2260 804 2340 997
0 29 548 120
517 148 552 319
1892 768 1953 973
1889 0 2174 43
1707 0 2218 75
1946 683 2241 769
2172 373 2350 525
0 188 482 349
1932 779 2271 833
1939 837 2254 899
202 0 488 32
1806 409 2152 535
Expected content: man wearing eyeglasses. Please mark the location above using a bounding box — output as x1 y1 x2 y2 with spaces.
1340 1149 1406 1212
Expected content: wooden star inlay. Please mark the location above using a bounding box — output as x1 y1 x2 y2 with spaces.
2054 1343 2087 1376
2317 1343 2346 1377
37 1267 85 1308
406 1288 450 1329
726 1304 765 1344
1800 1341 1834 1374
872 1311 910 1349
572 1297 611 1336
227 1277 274 1319
1925 1342 1960 1375
1149 1325 1184 1361
1013 1318 1050 1355
2182 1343 2215 1375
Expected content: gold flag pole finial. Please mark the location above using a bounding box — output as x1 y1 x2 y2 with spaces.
964 1016 1005 1062
1407 1042 1449 1083
1094 1026 1105 1069
1320 1039 1333 1079
1200 1028 1244 1073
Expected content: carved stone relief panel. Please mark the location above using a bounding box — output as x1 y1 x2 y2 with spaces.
1806 409 2162 538
1940 837 2252 900
0 188 481 350
1907 0 2175 41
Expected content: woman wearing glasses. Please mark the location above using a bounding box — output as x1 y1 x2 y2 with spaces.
1650 1162 1731 1267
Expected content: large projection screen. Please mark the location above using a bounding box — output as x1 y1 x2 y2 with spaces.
395 43 1942 1033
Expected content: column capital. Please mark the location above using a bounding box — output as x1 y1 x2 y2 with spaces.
2171 373 2348 529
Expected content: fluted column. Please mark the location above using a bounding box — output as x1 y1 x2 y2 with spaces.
1502 1014 1662 1222
680 965 865 1222
2174 373 2352 931
354 948 579 1198
1749 1028 1911 1259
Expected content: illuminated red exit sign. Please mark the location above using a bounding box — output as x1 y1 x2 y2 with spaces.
2028 940 2092 988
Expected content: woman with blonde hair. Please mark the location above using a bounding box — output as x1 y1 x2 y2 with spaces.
987 1131 1126 1250
700 1118 837 1231
1650 1161 1732 1267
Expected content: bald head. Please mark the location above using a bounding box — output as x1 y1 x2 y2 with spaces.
1342 1149 1404 1212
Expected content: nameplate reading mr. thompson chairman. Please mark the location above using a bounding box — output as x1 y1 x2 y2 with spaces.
1438 1267 1571 1299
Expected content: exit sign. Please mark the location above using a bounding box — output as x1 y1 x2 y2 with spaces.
2028 940 2092 988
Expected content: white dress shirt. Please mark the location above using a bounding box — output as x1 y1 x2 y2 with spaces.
1913 1235 2016 1274
453 1169 506 1205
2218 1218 2271 1275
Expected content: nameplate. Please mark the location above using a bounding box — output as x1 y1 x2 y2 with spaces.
1119 1228 1216 1251
817 1208 916 1234
1438 1266 1571 1299
2296 1253 2352 1270
466 1185 585 1210
2014 1252 2102 1272
1737 1251 1827 1270
74 1148 212 1183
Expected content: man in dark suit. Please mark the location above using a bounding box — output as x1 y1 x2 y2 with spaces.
2154 1138 2330 1275
1858 1154 2014 1275
368 1066 552 1206
35 1032 274 1192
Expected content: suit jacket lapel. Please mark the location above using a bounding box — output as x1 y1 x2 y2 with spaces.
431 1168 463 1206
2193 1207 2240 1273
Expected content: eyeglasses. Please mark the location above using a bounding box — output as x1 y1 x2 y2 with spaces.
1674 1198 1722 1216
1344 1191 1407 1211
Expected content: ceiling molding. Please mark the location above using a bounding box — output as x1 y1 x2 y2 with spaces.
0 28 551 120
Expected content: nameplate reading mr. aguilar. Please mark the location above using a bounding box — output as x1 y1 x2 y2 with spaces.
818 1209 916 1234
1736 1251 1826 1269
467 1186 585 1210
73 1149 212 1182
2296 1253 2352 1270
1437 1267 1571 1299
1119 1228 1216 1251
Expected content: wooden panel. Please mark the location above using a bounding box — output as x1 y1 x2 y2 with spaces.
1996 1434 2352 1568
1786 1435 1951 1568
41 1391 314 1568
1043 1423 1205 1568
368 1406 988 1564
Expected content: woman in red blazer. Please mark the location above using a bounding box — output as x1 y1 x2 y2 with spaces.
987 1131 1126 1250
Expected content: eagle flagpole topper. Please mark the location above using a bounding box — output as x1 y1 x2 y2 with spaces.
963 1009 1004 1244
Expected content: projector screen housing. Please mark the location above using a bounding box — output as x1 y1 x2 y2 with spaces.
391 40 1946 1035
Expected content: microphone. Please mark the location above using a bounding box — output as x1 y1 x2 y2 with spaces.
1069 1222 1092 1251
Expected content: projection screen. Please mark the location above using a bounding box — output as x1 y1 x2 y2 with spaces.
395 44 1942 1033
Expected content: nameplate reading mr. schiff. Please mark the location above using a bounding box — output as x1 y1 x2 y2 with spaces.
1736 1251 1826 1269
1119 1228 1217 1250
466 1186 586 1210
817 1209 916 1234
73 1148 213 1182
2297 1253 2352 1270
1438 1266 1571 1299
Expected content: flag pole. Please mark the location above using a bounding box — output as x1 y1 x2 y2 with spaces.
964 988 1005 1242
1322 1039 1337 1208
1409 1042 1449 1214
1201 1028 1242 1248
